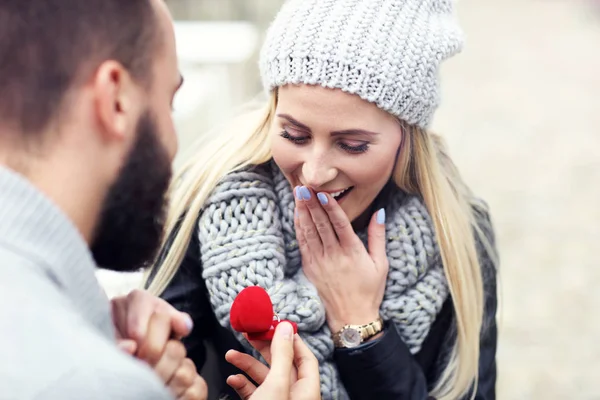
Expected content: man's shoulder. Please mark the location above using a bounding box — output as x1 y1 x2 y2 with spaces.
39 348 173 400
0 303 172 400
0 265 172 400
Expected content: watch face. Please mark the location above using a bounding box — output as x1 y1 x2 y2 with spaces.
340 328 362 347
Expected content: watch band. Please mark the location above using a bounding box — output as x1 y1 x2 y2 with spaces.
332 317 384 348
359 317 384 341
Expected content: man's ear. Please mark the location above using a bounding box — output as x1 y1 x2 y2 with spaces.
92 61 141 143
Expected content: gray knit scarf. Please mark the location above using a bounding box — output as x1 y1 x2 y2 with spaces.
198 162 449 400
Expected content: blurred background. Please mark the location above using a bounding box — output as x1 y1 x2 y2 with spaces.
96 0 600 398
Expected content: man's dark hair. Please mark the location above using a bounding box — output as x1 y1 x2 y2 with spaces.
0 0 160 136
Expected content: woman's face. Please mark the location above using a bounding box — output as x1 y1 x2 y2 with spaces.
270 84 403 223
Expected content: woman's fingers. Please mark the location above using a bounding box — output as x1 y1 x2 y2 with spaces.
294 194 312 264
317 192 360 247
296 186 338 250
367 208 389 269
225 350 270 385
294 187 324 255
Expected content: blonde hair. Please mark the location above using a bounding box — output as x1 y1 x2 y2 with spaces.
144 90 495 400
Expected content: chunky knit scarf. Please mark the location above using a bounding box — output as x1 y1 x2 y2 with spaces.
198 162 449 400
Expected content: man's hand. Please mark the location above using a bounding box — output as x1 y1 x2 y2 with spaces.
111 290 205 399
120 311 207 400
111 289 193 356
225 322 321 400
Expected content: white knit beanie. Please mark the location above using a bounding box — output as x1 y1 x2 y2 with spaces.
259 0 464 128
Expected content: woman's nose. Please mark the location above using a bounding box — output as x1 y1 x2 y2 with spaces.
301 158 338 189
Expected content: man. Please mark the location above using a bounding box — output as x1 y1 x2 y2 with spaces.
0 0 203 398
0 1 321 399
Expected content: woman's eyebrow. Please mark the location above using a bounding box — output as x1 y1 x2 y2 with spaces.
331 129 380 137
277 114 311 131
277 113 380 137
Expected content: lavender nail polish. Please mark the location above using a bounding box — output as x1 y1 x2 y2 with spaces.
299 186 311 200
317 192 328 205
376 208 386 224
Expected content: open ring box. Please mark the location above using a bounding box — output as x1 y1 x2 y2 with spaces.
229 286 298 340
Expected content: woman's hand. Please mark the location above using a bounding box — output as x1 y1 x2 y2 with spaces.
225 322 321 400
294 186 389 333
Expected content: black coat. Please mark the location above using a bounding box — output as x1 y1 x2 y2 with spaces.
149 208 497 400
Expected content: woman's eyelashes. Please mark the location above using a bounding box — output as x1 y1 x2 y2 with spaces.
339 141 369 154
280 129 308 144
280 129 370 154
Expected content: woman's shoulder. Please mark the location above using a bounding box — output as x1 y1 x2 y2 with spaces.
470 198 499 334
470 198 498 276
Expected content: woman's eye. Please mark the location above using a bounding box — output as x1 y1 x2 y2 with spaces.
280 129 309 144
338 141 369 154
280 129 369 154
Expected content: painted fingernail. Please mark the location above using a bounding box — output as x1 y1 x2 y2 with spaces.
294 186 302 200
295 208 298 218
376 208 386 224
299 186 311 200
277 321 294 340
317 192 328 205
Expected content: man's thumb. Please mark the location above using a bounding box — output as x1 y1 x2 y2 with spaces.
368 208 387 265
170 312 194 340
264 322 294 388
117 339 138 356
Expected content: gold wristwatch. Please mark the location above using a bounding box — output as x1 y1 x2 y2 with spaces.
332 317 384 348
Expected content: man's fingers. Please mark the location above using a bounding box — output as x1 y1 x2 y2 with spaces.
261 322 294 390
136 311 172 365
116 339 138 355
179 374 208 400
246 337 272 365
225 350 270 385
226 374 257 400
293 334 320 384
154 340 187 385
110 296 131 339
120 290 155 341
122 289 193 341
153 298 193 340
168 358 199 398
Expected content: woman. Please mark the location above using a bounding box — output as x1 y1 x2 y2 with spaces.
145 0 499 399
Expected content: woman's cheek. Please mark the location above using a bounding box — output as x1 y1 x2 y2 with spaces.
271 141 297 174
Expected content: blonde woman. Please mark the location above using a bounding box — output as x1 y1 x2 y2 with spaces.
145 0 499 399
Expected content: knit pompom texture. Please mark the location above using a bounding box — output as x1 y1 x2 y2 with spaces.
259 0 464 128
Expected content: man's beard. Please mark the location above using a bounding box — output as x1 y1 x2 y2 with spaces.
91 110 172 272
